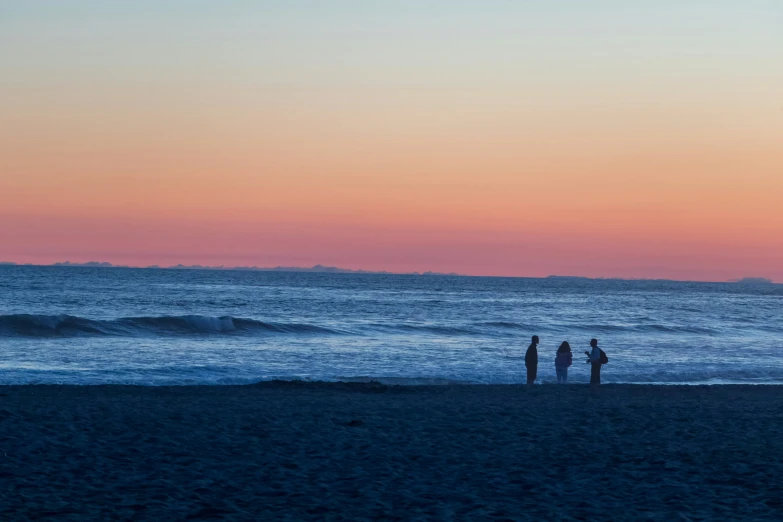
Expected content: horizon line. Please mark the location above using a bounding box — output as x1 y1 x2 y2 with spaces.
0 261 777 285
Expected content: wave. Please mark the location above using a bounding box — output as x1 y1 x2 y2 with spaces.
0 314 342 338
479 321 531 329
556 324 721 335
365 323 481 336
0 314 775 339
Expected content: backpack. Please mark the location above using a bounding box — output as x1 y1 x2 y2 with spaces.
599 349 609 365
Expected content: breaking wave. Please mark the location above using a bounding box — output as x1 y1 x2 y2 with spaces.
0 314 343 338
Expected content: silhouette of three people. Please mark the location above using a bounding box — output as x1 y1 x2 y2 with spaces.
525 336 607 384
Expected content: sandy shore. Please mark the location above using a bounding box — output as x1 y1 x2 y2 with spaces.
1 383 781 520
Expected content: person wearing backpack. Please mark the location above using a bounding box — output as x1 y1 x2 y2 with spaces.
585 338 608 385
554 341 573 383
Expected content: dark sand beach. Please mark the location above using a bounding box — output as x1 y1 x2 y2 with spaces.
1 383 781 520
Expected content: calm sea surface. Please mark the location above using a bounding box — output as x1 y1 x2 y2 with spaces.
0 266 781 385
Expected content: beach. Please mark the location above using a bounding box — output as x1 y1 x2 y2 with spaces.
1 383 781 520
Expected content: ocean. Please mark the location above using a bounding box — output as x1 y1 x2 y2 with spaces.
0 265 781 385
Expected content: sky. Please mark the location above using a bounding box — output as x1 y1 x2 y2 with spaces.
1 1 782 281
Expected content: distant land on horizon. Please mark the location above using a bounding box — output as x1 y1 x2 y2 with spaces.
730 277 775 285
0 261 460 277
0 261 777 284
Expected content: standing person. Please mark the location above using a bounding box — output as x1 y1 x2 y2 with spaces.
525 335 539 385
585 338 607 385
555 341 572 383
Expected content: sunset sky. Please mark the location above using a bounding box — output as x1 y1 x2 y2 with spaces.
2 1 782 281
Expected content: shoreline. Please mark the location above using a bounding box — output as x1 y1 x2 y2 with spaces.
2 380 783 388
2 383 781 519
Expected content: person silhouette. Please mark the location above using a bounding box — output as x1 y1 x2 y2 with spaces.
555 341 572 383
525 335 539 385
585 338 605 385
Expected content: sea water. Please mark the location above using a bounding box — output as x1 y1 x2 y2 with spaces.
0 265 781 385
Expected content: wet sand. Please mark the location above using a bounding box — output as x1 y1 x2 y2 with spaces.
1 383 781 520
